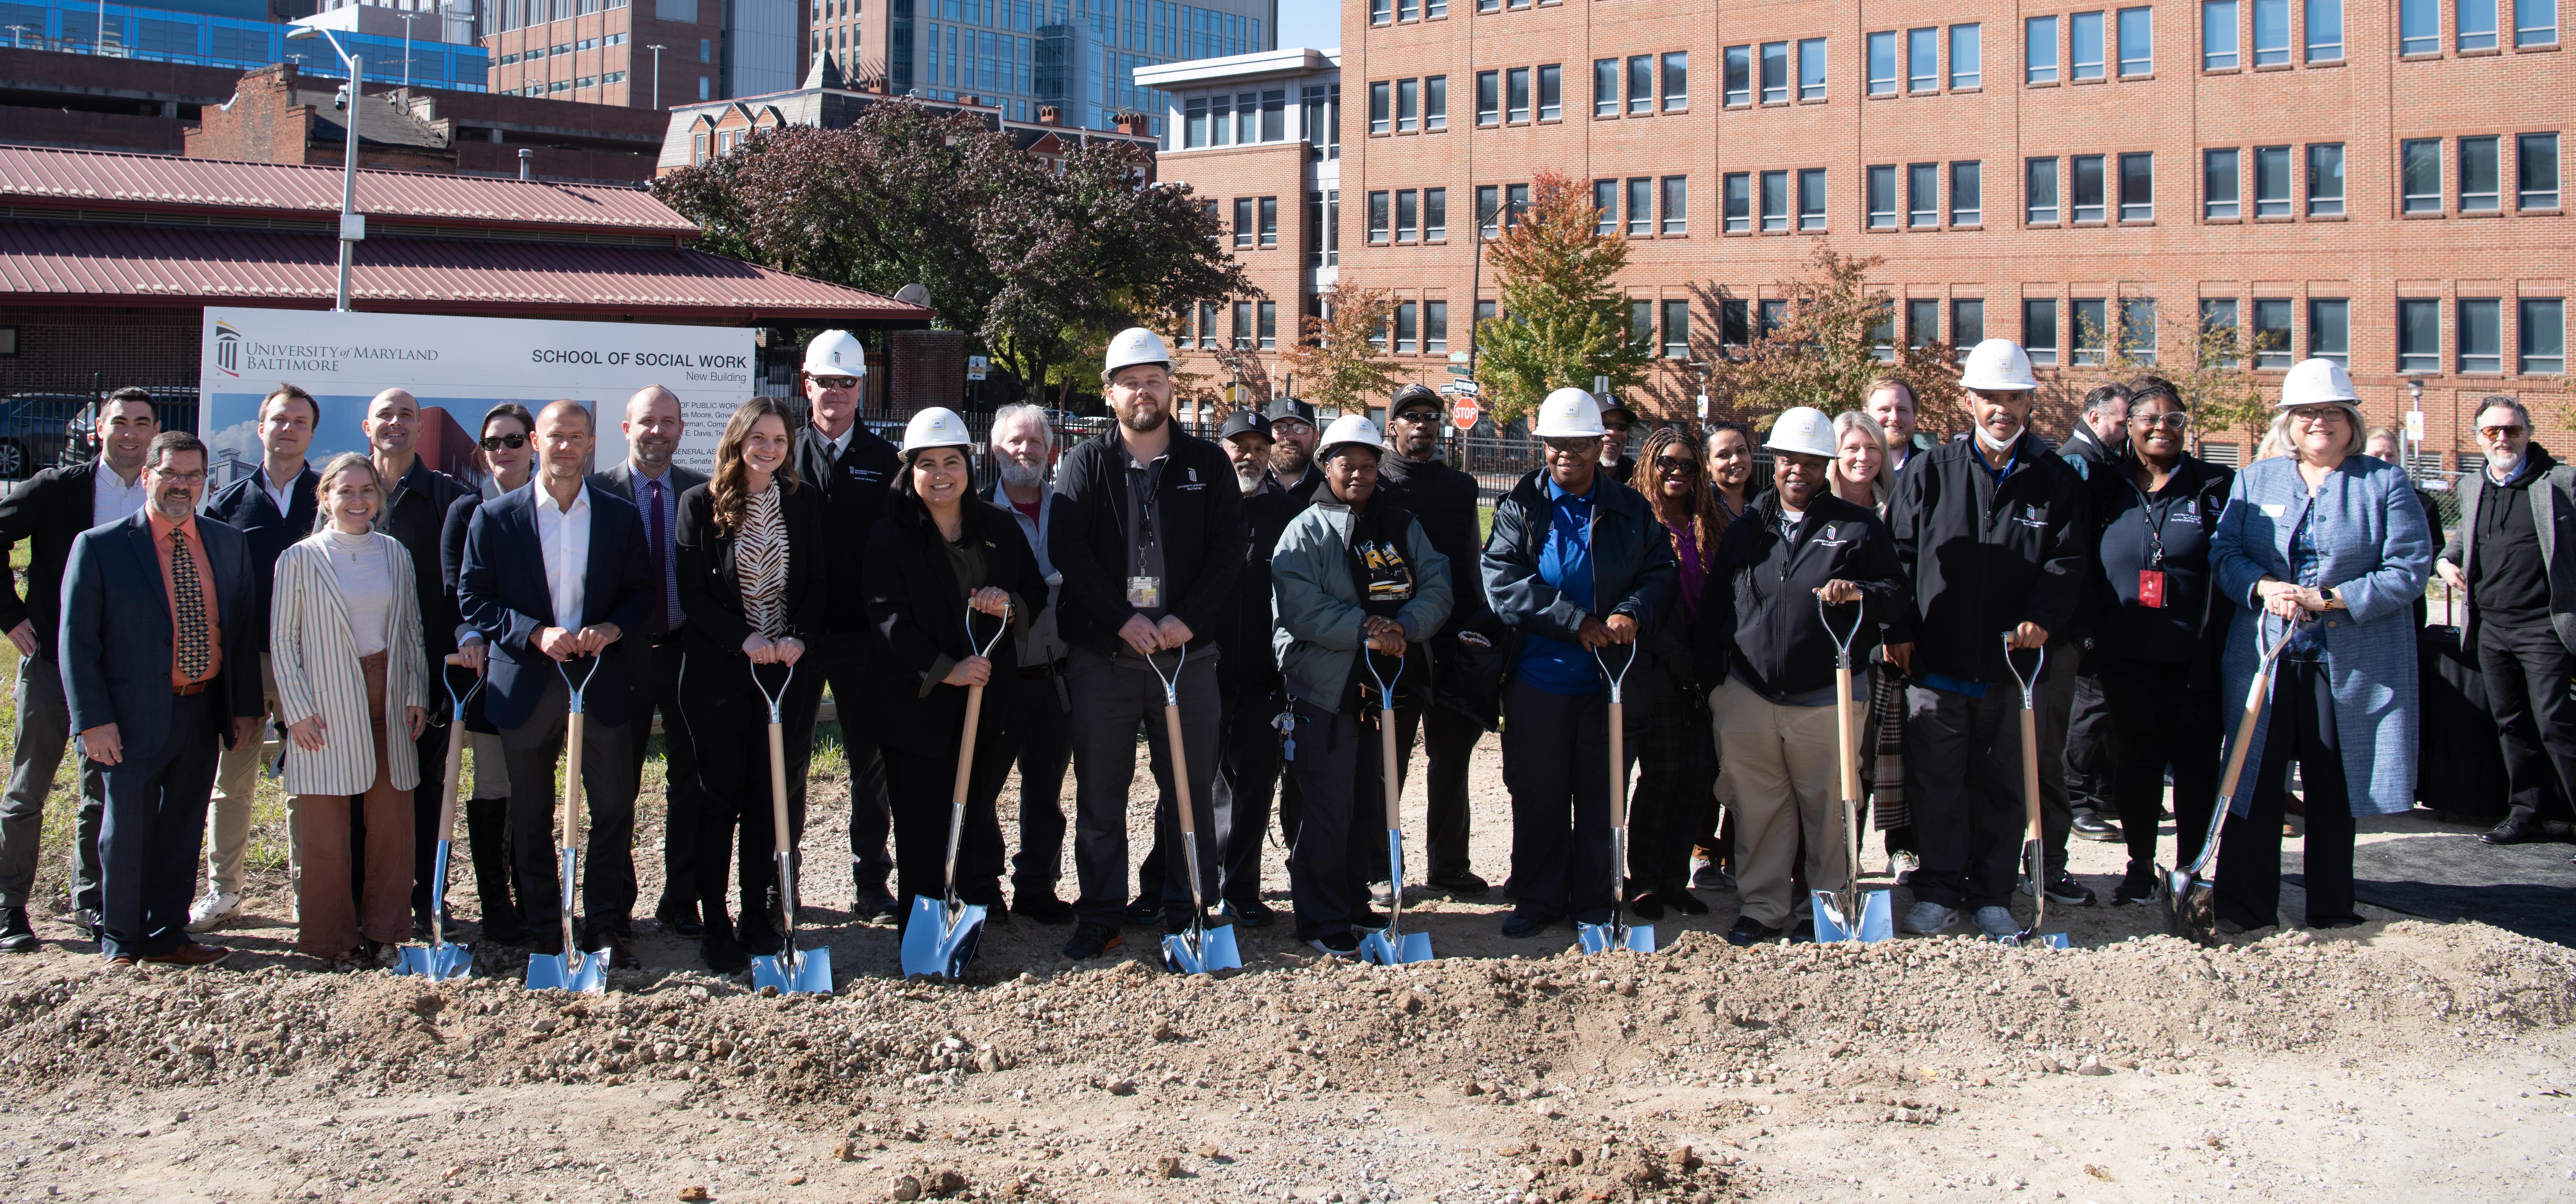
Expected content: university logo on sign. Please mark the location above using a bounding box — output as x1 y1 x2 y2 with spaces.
213 321 243 377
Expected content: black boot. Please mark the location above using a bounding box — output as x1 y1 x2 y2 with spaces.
466 796 528 943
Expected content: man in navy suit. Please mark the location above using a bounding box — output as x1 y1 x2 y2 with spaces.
194 382 320 932
60 431 264 965
458 399 652 966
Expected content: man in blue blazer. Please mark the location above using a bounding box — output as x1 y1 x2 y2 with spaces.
59 431 264 965
457 400 652 966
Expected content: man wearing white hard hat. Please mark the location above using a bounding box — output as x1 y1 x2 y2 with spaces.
1048 327 1249 960
785 330 907 923
1270 415 1452 955
861 407 1049 942
1885 338 2093 938
1481 387 1677 940
1694 407 1905 944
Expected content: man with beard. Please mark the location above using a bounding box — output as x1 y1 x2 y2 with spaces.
986 403 1077 923
1267 396 1324 502
1049 329 1247 959
587 385 710 936
1200 409 1303 924
1865 379 1940 478
1597 401 1638 486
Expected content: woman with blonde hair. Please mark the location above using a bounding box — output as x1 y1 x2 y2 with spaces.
273 452 427 966
1628 425 1721 916
1830 409 1895 512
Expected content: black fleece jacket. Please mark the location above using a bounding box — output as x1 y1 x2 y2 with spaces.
1885 431 2091 684
1694 491 1907 703
1047 426 1248 658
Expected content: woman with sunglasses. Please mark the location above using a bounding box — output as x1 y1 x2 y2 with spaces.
437 403 536 944
1625 426 1720 918
2208 359 2431 933
2087 378 2236 906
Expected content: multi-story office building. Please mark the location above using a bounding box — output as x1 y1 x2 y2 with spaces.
0 0 489 90
482 0 796 108
807 0 1272 133
1156 0 2576 465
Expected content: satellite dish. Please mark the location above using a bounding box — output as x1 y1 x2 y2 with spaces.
893 283 931 308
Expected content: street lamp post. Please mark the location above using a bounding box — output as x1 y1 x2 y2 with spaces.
286 24 364 312
647 44 665 109
396 10 423 89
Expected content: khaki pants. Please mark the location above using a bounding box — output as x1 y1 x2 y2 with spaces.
291 653 412 957
206 653 289 900
1710 678 1849 930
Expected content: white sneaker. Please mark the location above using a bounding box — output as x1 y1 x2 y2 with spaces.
1972 906 2021 939
186 890 243 934
1901 900 1957 936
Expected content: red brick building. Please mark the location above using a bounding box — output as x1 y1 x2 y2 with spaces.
1150 2 2576 467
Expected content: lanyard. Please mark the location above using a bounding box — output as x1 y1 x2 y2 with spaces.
2132 483 2176 570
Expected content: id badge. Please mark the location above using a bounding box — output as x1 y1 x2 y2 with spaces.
1126 576 1163 608
2138 569 2167 609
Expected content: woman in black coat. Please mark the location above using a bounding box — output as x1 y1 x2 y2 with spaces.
439 402 535 944
675 396 828 973
861 408 1047 940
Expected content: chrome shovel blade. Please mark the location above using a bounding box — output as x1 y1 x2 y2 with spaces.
395 940 473 981
899 895 985 982
1811 889 1896 944
1161 922 1242 975
1576 921 1656 955
1997 932 2074 950
1357 926 1434 966
524 949 604 993
754 944 837 994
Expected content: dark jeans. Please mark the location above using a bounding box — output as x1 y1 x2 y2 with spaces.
886 734 1013 922
1902 653 2069 911
2101 654 2224 869
683 656 817 932
627 636 705 914
1212 680 1286 908
498 673 638 941
96 691 222 960
1006 662 1074 898
1500 679 1621 927
2476 619 2576 826
1282 697 1377 940
1392 687 1483 879
783 629 894 899
2215 657 2359 928
1629 674 1715 895
2064 662 2116 815
0 652 104 915
1066 647 1221 926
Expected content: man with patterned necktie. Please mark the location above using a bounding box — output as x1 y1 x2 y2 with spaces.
59 431 263 966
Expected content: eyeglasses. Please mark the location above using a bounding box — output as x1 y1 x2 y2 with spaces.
810 375 861 390
1652 456 1701 476
2130 413 2192 432
1543 437 1601 458
151 470 206 484
2480 425 2528 439
479 433 528 450
2289 407 2348 426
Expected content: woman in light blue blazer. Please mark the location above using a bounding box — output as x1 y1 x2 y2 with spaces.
2208 360 2432 933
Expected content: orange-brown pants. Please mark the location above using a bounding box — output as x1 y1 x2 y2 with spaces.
294 652 412 958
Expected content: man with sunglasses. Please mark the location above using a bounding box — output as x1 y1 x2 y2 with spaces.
1597 401 1638 486
2438 398 2576 846
1371 384 1496 895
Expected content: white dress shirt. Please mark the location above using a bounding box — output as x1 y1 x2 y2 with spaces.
534 482 592 635
91 459 148 526
261 463 302 518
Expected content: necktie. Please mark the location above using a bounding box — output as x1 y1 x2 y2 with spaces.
172 528 209 680
646 479 670 638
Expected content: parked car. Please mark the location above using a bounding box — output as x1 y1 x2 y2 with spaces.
0 393 93 481
59 389 197 469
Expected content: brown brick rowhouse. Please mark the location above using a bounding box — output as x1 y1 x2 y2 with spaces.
1147 0 2574 466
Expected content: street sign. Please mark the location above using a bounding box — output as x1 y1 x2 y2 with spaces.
966 355 988 381
2405 409 2426 440
1447 364 1474 376
1450 398 1481 430
1438 379 1479 396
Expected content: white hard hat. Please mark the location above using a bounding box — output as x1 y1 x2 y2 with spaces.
802 329 867 378
1316 414 1383 461
2279 358 2359 408
1532 387 1608 438
1765 406 1838 458
1103 327 1174 377
899 406 973 455
1958 338 2039 391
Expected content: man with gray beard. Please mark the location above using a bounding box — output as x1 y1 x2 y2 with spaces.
986 405 1077 922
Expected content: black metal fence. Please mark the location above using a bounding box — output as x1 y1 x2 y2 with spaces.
0 386 199 482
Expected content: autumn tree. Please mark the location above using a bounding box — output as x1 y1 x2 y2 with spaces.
2068 302 2272 453
1472 171 1652 425
1279 282 1401 416
1689 242 1964 435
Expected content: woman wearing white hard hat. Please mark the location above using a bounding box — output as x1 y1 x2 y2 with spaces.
1270 415 1453 955
861 406 1048 946
2206 359 2431 933
1694 407 1906 943
675 396 828 973
1482 387 1678 940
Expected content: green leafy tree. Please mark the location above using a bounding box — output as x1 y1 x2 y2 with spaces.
1472 170 1652 425
1690 242 1963 434
2069 302 2271 454
1279 282 1401 416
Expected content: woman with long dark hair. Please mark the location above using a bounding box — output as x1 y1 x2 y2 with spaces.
675 396 826 972
1689 420 1757 891
1627 425 1720 917
440 402 535 943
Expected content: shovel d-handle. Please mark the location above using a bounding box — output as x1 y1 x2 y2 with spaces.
435 654 476 856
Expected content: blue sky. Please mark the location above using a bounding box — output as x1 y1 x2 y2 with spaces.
1275 0 1338 50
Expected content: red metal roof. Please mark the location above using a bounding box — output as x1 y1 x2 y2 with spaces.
0 146 697 237
0 221 925 322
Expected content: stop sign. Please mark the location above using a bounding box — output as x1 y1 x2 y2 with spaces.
1450 399 1480 430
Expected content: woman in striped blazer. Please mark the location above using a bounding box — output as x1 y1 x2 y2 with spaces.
272 452 428 966
676 397 826 974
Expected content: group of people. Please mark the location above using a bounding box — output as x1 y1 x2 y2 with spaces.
0 319 2553 972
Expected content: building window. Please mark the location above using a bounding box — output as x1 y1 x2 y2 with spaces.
2398 298 2441 372
2402 139 2444 213
1630 300 1654 350
2521 0 2560 46
2308 142 2346 214
1399 0 1417 20
1425 76 1447 130
1595 178 1619 234
1537 64 1561 120
1371 0 1389 23
2462 0 2502 50
1954 299 1987 346
1908 162 1939 227
1663 299 1690 358
1395 190 1417 243
2400 0 2438 54
2025 298 2060 364
1952 24 1981 86
1367 191 1390 243
2462 136 2503 211
1507 67 1530 122
2253 297 2294 367
2072 11 2106 79
2117 6 2154 74
1506 183 1530 225
1664 51 1688 109
2521 298 2565 372
2028 157 2060 223
1627 177 1653 236
2460 298 2502 372
2308 0 2344 58
1476 70 1498 125
2202 299 2241 366
1307 191 1326 266
1868 302 1896 361
1868 164 1898 228
1476 185 1500 237
1370 81 1390 135
2205 1 2239 69
1725 44 1752 105
2309 298 2350 365
1475 299 1498 329
2073 298 2108 365
1798 37 1827 100
1664 175 1690 234
1951 160 1983 224
1396 78 1418 133
1868 30 1897 94
1195 301 1219 349
1760 170 1789 231
2121 297 2159 363
2119 152 2155 220
1259 196 1278 247
1424 188 1447 240
1234 300 1254 350
1720 298 1750 348
1258 301 1277 351
2253 0 2291 63
1394 302 1417 354
1907 27 1938 91
1594 59 1619 117
1725 172 1751 232
2206 148 2240 218
1759 299 1789 337
2521 132 2561 208
1425 302 1448 354
2027 16 2060 82
1908 298 1941 348
2249 145 2290 216
1235 197 1255 248
2061 154 2102 223
1761 41 1789 102
1797 168 1827 230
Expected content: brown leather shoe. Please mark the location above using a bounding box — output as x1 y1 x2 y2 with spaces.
141 942 232 967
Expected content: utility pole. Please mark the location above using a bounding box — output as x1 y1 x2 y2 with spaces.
647 44 666 109
397 10 422 88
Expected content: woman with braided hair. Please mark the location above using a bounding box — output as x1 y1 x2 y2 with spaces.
1626 424 1723 918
